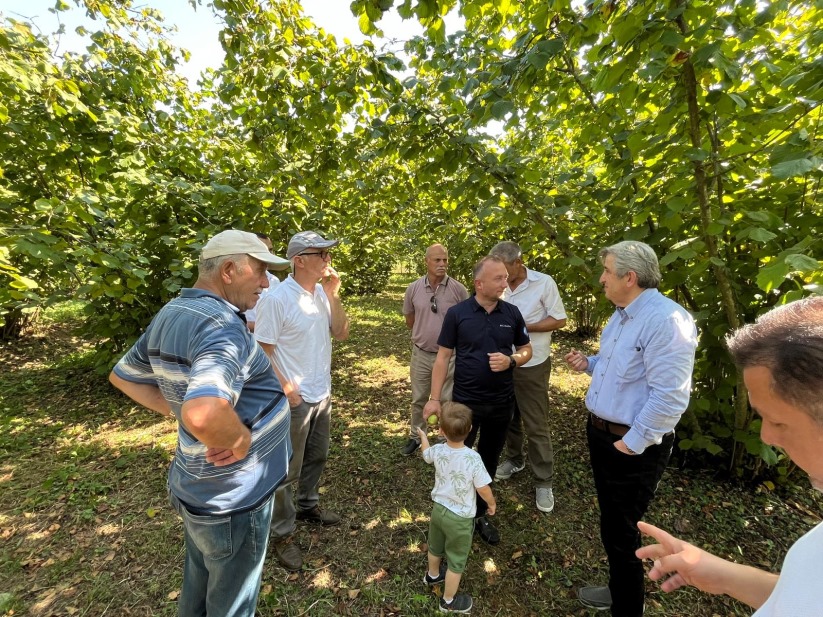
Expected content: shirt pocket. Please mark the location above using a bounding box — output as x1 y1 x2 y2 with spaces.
614 344 645 385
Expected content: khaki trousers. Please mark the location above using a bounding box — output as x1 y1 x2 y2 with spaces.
505 356 554 488
409 344 455 439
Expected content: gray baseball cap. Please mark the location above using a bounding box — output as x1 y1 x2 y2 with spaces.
201 230 290 270
286 231 340 259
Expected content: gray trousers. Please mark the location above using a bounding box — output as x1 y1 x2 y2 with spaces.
505 356 554 488
270 396 331 539
409 345 455 439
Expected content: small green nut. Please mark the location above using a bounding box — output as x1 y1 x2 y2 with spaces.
427 414 438 426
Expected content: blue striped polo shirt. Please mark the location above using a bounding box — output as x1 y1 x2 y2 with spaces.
113 288 291 515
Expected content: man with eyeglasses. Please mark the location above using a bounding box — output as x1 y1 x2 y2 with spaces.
401 244 468 456
254 230 350 572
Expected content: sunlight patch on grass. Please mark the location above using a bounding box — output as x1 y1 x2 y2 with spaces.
389 508 414 529
364 517 382 531
311 568 334 589
482 558 498 574
364 568 388 584
95 523 120 536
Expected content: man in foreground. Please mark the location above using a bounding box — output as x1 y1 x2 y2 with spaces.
109 229 292 617
489 241 567 513
564 240 698 617
424 255 532 546
401 243 468 456
637 296 823 616
255 230 350 571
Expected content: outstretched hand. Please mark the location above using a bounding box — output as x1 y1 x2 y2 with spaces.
637 521 729 595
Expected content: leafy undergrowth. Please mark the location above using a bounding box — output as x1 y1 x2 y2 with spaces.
0 279 820 616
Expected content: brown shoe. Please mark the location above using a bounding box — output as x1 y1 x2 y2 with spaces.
274 537 303 571
296 505 341 526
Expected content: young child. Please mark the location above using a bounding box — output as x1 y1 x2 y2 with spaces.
418 401 496 613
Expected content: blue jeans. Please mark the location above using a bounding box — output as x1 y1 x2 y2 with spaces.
170 491 275 617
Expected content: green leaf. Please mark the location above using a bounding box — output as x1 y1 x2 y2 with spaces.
784 254 819 272
756 262 791 292
490 100 514 120
747 227 777 243
771 158 814 179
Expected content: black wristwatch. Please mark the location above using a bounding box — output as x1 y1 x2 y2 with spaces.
509 356 517 370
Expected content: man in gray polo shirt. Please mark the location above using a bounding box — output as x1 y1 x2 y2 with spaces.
401 243 468 456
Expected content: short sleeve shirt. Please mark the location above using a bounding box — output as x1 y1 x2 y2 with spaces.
254 275 333 403
113 288 291 515
438 296 530 404
504 268 567 366
423 443 492 518
403 275 468 352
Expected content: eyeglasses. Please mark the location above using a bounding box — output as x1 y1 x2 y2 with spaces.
430 295 438 313
298 250 331 260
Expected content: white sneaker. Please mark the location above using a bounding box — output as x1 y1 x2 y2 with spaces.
495 459 525 480
536 487 555 513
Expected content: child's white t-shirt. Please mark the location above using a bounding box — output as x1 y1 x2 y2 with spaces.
422 444 492 518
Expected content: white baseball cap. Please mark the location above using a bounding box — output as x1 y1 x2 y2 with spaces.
201 230 290 270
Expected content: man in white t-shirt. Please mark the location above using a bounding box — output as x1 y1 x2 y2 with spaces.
489 241 567 514
636 296 823 617
254 230 350 572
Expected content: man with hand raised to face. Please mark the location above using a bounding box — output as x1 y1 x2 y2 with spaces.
254 231 350 572
424 255 532 547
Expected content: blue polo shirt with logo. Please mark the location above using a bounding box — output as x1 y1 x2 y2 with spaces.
437 296 530 405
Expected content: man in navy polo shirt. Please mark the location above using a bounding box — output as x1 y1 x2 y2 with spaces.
424 255 532 545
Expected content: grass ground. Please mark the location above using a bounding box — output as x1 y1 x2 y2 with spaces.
0 276 820 616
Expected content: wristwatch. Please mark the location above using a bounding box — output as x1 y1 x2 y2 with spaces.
509 356 517 370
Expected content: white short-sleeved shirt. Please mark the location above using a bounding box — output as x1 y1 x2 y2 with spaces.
244 271 279 324
503 268 567 366
423 443 492 518
254 275 332 403
753 521 823 617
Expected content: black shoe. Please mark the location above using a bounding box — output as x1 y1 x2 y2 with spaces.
296 505 341 526
439 592 472 613
401 438 421 456
474 516 499 545
423 560 448 585
578 586 611 611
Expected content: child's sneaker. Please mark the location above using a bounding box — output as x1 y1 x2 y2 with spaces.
423 560 447 585
439 593 472 613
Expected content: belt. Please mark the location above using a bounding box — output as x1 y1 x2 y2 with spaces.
589 414 630 437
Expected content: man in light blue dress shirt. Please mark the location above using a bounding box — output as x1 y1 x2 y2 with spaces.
565 241 698 617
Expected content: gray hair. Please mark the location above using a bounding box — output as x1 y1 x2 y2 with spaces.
727 296 823 424
598 241 661 289
473 255 505 280
489 241 522 263
198 253 245 277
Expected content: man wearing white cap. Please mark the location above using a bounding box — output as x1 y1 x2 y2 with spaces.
243 232 284 332
255 230 350 571
109 229 292 617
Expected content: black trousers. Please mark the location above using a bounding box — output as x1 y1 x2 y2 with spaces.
461 398 515 517
587 418 674 617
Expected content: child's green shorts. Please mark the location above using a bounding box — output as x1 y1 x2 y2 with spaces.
428 502 474 573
